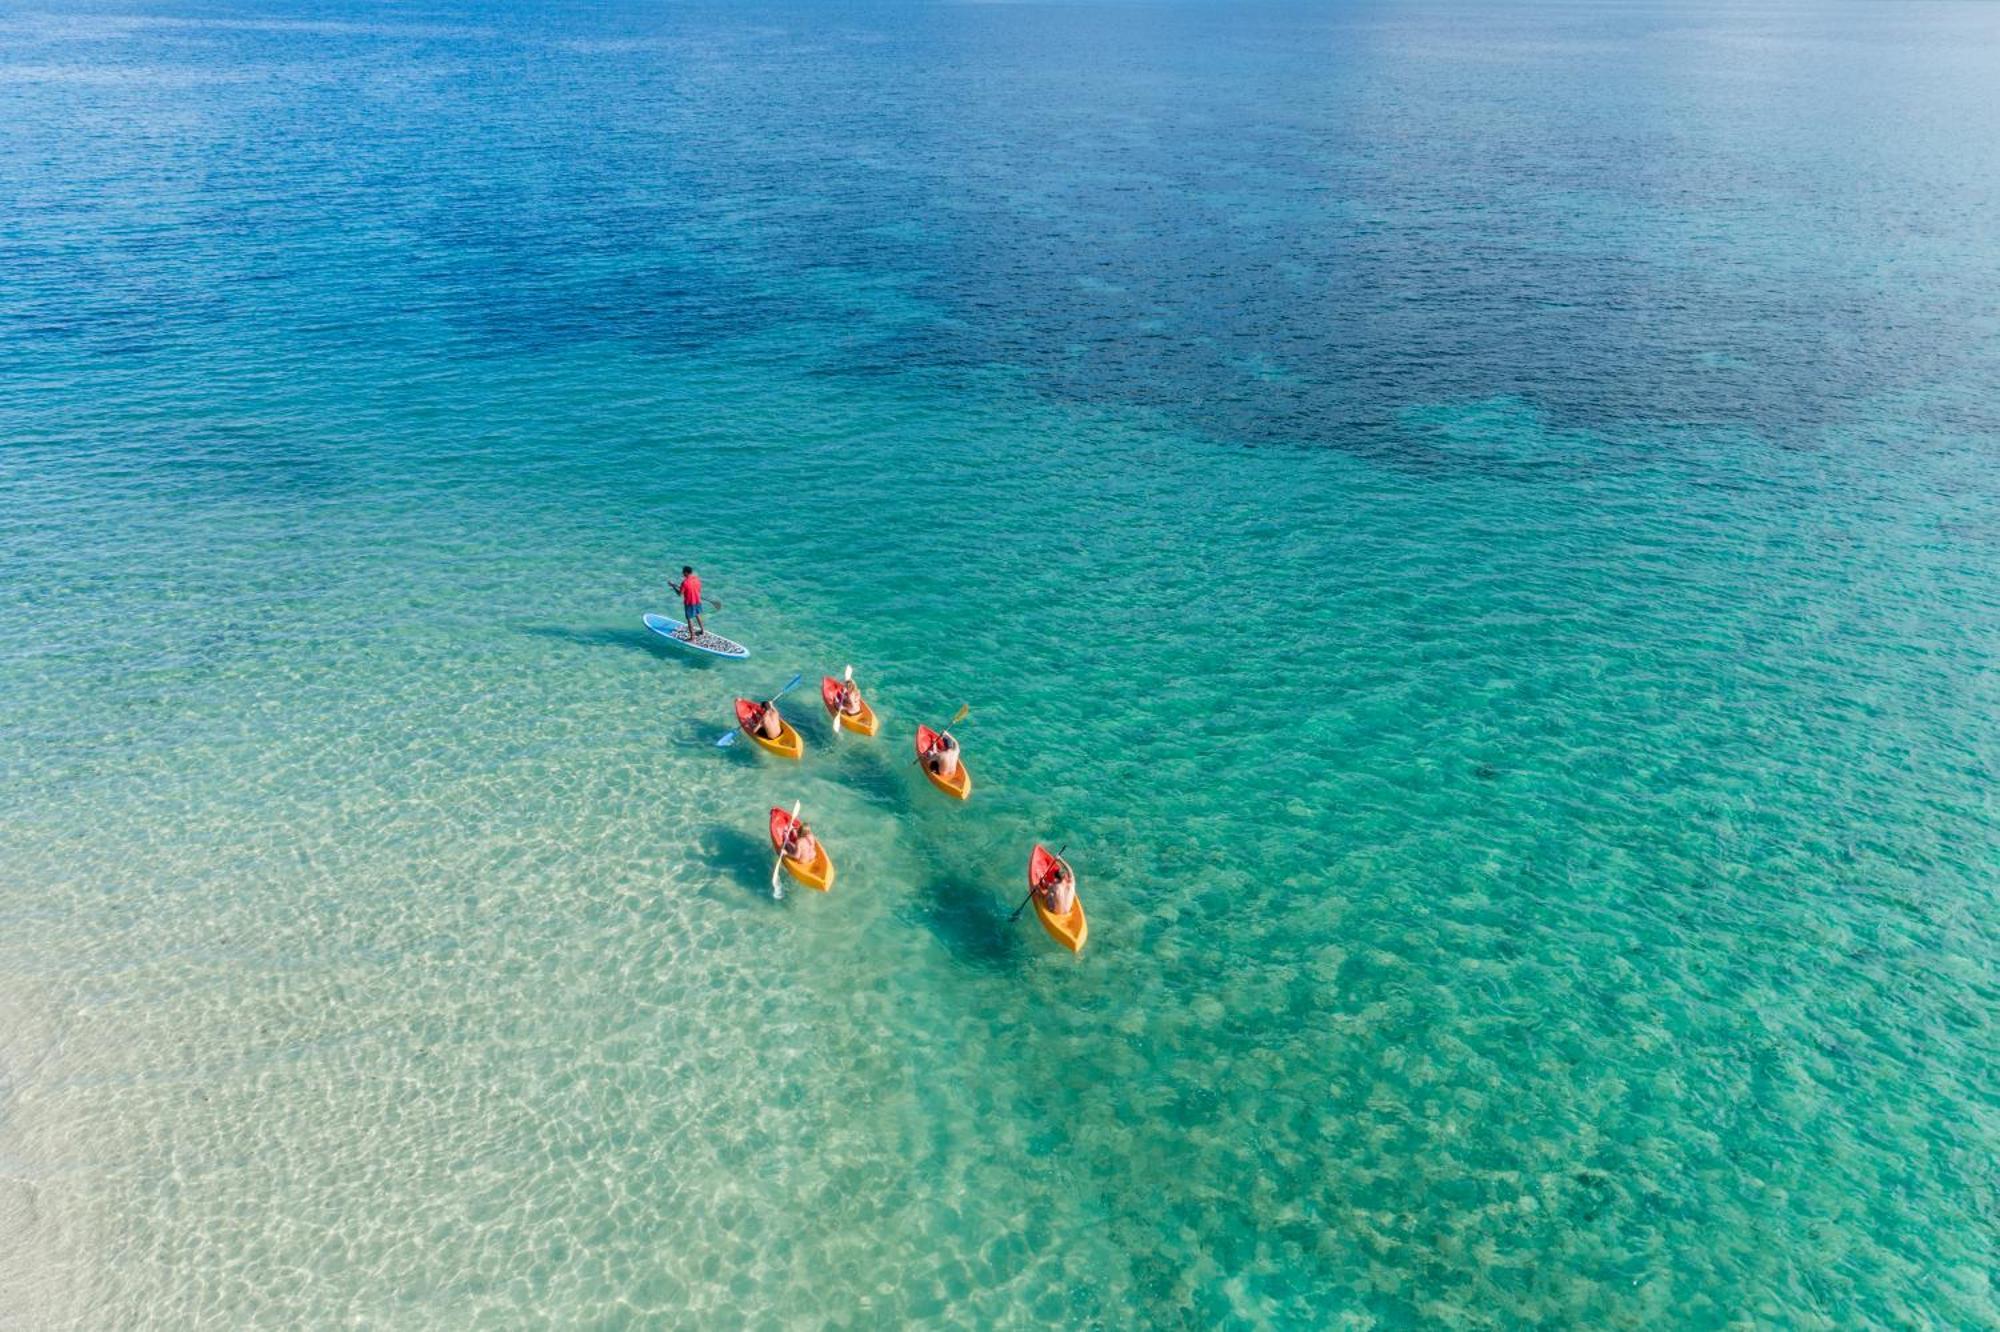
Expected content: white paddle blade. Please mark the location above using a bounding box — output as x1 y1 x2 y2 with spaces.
771 801 801 896
716 731 738 748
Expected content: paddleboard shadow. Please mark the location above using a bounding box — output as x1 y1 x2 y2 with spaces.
520 623 697 663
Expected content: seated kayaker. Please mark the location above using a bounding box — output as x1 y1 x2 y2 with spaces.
750 701 785 740
836 680 864 716
784 819 818 865
1038 857 1076 915
926 730 960 778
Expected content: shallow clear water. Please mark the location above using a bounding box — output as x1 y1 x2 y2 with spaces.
3 1 1998 1326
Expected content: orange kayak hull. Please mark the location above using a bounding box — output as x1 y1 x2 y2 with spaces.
769 807 834 892
914 724 971 800
1029 844 1086 952
821 676 878 737
735 698 803 760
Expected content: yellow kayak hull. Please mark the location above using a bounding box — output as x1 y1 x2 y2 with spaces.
750 721 804 761
1034 895 1087 952
915 725 971 800
1030 845 1086 952
822 677 879 737
784 843 834 892
736 698 804 760
925 761 971 800
770 808 834 891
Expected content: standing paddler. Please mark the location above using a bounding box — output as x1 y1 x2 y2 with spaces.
670 565 706 640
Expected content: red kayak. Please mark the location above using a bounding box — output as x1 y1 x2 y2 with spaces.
769 806 834 891
915 724 971 800
1029 844 1086 952
821 675 878 736
734 697 802 760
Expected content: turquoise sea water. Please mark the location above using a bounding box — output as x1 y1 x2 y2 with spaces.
3 1 1998 1326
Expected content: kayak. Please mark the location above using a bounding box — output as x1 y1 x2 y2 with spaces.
1029 844 1087 953
735 698 803 760
643 612 748 660
769 807 834 892
914 724 971 800
821 676 879 736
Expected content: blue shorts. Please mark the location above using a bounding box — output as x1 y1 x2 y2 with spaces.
684 601 703 618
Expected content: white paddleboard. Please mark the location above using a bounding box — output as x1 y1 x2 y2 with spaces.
643 612 749 660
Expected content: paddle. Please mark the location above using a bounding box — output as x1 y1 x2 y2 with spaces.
683 596 722 636
1011 844 1069 922
672 578 721 636
911 703 971 766
832 664 852 736
771 799 800 899
716 672 803 747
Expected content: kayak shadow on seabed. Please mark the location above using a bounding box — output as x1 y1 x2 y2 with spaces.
706 824 788 902
899 872 1023 973
821 745 905 808
695 713 760 752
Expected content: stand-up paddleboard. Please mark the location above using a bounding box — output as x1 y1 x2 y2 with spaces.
643 612 748 660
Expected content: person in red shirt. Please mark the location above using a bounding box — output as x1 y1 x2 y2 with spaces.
670 565 706 639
